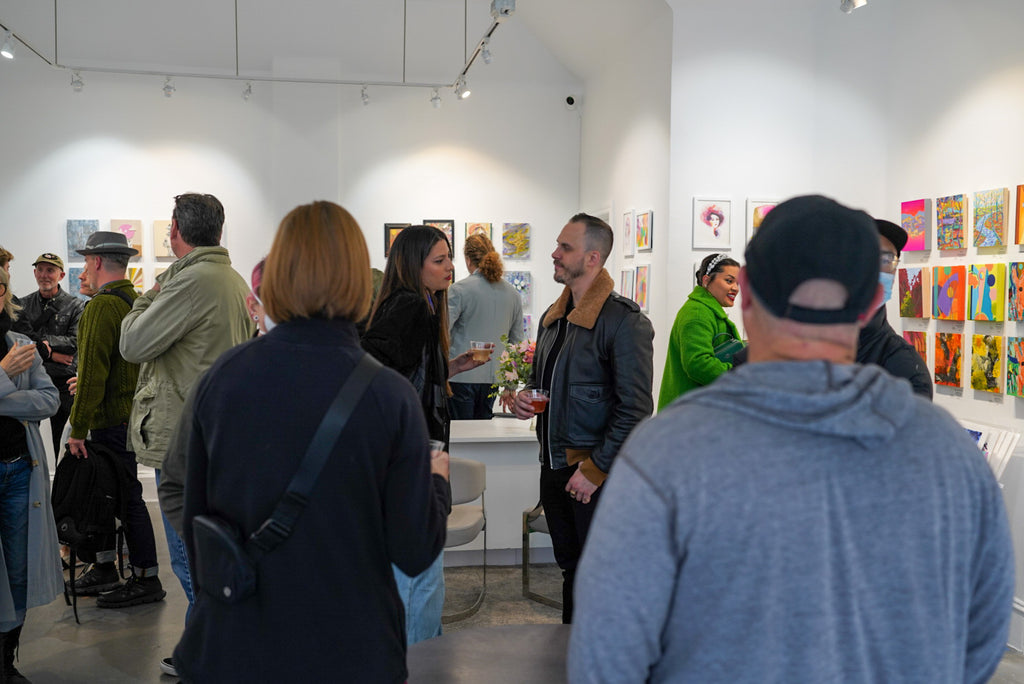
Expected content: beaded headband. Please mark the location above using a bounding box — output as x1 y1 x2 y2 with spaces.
704 253 727 277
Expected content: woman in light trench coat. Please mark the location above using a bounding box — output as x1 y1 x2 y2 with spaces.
0 265 63 682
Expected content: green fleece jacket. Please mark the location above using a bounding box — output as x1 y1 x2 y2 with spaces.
68 280 139 438
657 285 739 410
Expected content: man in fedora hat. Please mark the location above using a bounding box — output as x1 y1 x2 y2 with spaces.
17 252 85 455
65 231 165 606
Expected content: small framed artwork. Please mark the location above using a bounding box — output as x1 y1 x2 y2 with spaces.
503 271 532 309
153 220 174 258
936 194 966 250
384 223 411 258
503 223 531 260
898 267 931 319
932 265 966 321
622 210 635 258
746 199 777 243
466 223 491 241
693 198 731 249
900 199 931 251
424 220 455 250
971 334 1002 393
1017 186 1024 245
68 267 88 301
634 264 650 313
902 330 927 364
620 268 635 301
1007 337 1024 397
968 263 1005 322
1009 262 1024 321
934 332 963 387
66 219 99 257
635 211 653 252
973 187 1009 247
110 219 143 259
128 267 144 294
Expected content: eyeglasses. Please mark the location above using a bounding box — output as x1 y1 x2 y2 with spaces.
880 252 899 273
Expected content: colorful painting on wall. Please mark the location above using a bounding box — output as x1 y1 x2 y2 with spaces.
973 187 1009 247
932 265 966 320
898 267 930 318
936 194 966 250
1007 337 1024 397
968 263 1005 321
634 265 650 313
901 198 931 251
620 268 635 301
1009 263 1024 321
745 199 777 243
66 219 99 257
502 223 531 260
902 330 927 363
127 267 144 294
971 334 1002 393
934 332 963 387
110 219 143 259
68 267 88 301
503 271 531 309
152 220 173 258
693 198 731 249
1017 186 1024 244
466 223 491 241
622 210 635 258
384 223 410 258
636 211 653 252
423 220 455 250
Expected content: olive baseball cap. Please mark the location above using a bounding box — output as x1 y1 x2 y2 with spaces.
33 253 65 270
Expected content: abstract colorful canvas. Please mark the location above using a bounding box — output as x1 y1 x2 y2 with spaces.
502 223 531 260
128 267 144 294
636 211 653 252
466 223 491 240
693 198 731 249
973 187 1009 247
936 194 966 250
424 220 455 250
902 330 927 363
898 267 930 318
746 199 777 243
1009 263 1024 321
152 220 173 258
620 268 635 301
934 332 963 387
932 265 966 320
384 223 410 258
503 271 531 309
968 263 1005 321
900 199 931 251
110 219 143 259
971 334 1002 393
66 219 99 257
634 265 650 313
1007 337 1024 397
622 210 635 258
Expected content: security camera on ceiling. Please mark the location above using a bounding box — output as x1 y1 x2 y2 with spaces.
564 95 580 111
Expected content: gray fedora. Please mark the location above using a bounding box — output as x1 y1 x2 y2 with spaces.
76 231 139 257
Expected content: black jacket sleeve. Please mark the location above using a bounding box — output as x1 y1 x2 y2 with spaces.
361 291 432 378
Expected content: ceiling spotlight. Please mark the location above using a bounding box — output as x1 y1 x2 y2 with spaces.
481 38 492 65
361 85 370 106
840 0 867 13
242 81 253 101
430 88 442 109
163 76 176 98
0 30 15 59
70 70 84 93
455 76 471 100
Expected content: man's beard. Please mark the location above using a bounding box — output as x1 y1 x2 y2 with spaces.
554 261 584 285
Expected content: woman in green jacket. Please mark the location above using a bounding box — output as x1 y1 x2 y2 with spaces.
657 253 741 409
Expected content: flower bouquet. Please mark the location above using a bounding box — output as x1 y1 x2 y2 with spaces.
490 335 536 412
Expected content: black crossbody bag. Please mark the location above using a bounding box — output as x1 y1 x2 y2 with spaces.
192 353 381 604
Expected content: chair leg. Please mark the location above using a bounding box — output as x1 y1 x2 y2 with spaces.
522 513 563 610
442 525 487 624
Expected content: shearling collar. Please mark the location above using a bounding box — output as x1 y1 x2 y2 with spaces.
542 268 615 330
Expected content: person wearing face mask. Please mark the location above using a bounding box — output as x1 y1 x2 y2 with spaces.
855 219 933 400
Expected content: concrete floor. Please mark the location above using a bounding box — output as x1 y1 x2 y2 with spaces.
11 502 1024 682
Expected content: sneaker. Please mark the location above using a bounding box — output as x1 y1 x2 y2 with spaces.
67 564 121 596
159 656 178 677
96 575 166 608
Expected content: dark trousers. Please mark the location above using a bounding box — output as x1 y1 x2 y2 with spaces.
539 462 603 624
90 423 159 573
448 382 494 420
49 387 73 458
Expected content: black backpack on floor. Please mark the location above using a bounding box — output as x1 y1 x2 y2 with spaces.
51 440 131 622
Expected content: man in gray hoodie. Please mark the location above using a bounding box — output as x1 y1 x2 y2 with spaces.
568 195 1013 684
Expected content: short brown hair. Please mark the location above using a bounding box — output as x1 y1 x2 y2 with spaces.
261 201 372 323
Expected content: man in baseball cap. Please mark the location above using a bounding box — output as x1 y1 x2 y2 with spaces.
569 195 1012 683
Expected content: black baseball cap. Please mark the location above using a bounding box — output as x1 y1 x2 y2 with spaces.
875 219 907 256
744 195 879 325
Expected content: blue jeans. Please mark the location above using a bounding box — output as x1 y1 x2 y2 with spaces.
154 469 194 622
448 382 495 420
0 457 31 631
392 551 444 645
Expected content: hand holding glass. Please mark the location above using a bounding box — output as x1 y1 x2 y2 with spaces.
524 389 549 414
469 341 494 362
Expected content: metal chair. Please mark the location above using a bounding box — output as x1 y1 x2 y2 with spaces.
522 501 562 609
442 456 486 623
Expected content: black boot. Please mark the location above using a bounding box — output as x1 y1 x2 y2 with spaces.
1 624 30 682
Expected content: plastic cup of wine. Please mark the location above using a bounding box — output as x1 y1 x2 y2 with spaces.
525 389 550 414
469 341 493 363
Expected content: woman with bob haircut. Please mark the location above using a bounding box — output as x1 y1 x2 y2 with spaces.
362 224 485 645
448 233 524 419
172 201 451 683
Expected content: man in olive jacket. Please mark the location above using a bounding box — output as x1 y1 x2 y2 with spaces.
514 213 654 623
120 192 254 678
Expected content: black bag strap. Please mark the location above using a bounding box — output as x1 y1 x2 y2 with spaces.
244 353 380 560
96 287 135 308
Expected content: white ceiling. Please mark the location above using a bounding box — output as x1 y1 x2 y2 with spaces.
0 0 669 86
